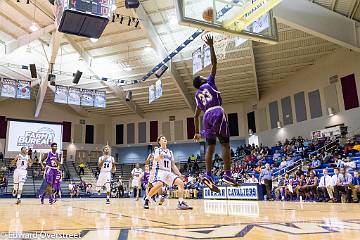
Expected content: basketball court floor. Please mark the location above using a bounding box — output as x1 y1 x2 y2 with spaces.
1 199 359 239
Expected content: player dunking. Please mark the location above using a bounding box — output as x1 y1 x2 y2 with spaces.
11 147 32 204
193 35 238 192
96 145 116 204
40 143 60 204
144 135 192 210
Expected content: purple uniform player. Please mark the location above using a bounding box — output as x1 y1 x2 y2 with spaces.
40 143 60 204
193 35 238 192
53 168 62 196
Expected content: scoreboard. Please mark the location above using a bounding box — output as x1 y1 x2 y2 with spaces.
55 0 113 38
67 0 113 17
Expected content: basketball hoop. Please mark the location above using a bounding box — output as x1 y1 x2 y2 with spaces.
201 31 232 60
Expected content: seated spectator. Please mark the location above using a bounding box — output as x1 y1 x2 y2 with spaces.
351 170 360 203
273 150 281 161
279 159 287 169
310 157 321 169
246 175 259 184
334 168 352 203
0 175 7 192
317 169 332 202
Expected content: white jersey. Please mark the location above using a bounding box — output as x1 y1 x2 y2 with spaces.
153 147 174 172
131 168 143 180
16 154 29 170
98 155 115 173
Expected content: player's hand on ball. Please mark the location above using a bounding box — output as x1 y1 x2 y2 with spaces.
205 35 214 46
193 133 201 142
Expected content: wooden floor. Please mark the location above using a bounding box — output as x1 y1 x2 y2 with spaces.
0 198 359 240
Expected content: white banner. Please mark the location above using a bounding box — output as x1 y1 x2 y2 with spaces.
7 121 63 152
203 185 260 200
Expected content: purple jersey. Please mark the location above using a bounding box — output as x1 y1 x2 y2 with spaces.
308 177 317 185
195 74 222 112
53 170 62 191
195 74 229 140
300 179 307 186
46 152 59 167
143 172 150 185
292 178 300 187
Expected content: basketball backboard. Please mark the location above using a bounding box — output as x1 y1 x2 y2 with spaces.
175 0 281 44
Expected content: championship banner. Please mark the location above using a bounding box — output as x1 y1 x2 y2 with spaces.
16 80 31 99
54 85 69 104
94 90 106 108
203 184 262 200
81 89 94 107
1 78 17 98
6 120 63 152
68 87 81 105
155 79 163 99
192 47 203 74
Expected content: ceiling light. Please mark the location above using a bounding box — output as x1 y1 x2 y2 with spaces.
90 38 98 43
328 107 335 116
29 22 39 32
124 66 132 71
169 15 178 26
144 46 153 53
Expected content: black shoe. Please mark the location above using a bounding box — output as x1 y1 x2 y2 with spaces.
202 176 220 193
144 199 149 209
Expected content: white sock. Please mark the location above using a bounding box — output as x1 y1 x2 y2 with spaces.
17 194 21 199
178 197 184 203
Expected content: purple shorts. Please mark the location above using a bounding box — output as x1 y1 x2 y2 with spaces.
45 168 58 185
202 106 229 140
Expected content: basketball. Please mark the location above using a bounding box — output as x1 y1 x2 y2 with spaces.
202 7 214 22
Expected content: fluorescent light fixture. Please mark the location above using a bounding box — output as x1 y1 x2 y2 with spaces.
169 15 178 26
144 46 153 53
29 22 39 32
328 107 335 116
90 38 99 43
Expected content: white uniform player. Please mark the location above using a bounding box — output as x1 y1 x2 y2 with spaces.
96 145 116 204
144 135 192 210
131 164 143 201
12 147 32 204
152 147 179 186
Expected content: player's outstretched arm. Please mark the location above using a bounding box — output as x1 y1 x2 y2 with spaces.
171 161 182 178
205 35 217 76
193 107 202 142
98 156 105 168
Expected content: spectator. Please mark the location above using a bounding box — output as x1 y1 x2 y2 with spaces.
0 175 7 192
33 156 39 165
279 159 287 169
351 170 360 203
329 168 341 202
79 162 86 175
28 148 33 158
247 175 259 184
259 163 273 200
196 154 201 162
273 150 281 161
0 152 3 162
317 169 332 202
334 168 352 203
190 154 196 163
310 157 321 169
117 176 124 198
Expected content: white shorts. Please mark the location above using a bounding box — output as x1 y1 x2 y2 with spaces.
96 172 111 188
13 169 27 184
153 169 179 186
131 178 141 188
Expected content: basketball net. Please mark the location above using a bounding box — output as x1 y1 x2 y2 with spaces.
201 31 233 60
